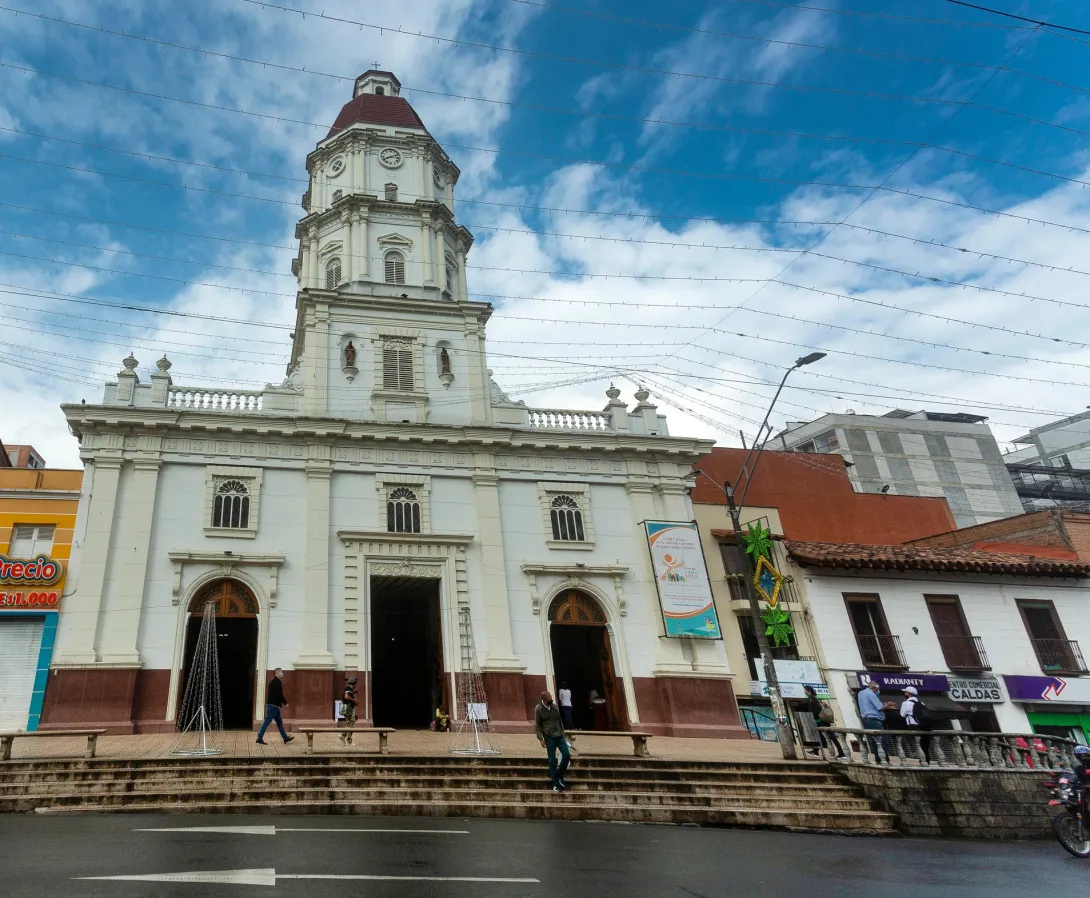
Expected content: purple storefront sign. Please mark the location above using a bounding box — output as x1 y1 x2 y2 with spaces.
857 672 950 692
1003 675 1090 704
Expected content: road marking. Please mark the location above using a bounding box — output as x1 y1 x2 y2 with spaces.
79 868 538 886
134 826 468 836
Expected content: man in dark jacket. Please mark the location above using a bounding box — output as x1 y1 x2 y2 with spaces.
256 668 294 745
534 691 570 792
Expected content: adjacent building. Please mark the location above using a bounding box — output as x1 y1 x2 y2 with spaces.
44 71 743 738
776 410 1025 528
2 445 47 470
1003 411 1090 513
0 467 82 730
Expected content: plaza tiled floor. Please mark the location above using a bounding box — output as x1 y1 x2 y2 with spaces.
2 728 787 764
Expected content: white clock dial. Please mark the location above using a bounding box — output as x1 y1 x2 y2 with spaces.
379 148 403 168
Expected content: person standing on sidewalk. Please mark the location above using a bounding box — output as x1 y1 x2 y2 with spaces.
804 685 844 759
534 691 570 793
341 677 358 746
557 682 574 730
900 686 934 765
857 680 892 763
256 668 294 745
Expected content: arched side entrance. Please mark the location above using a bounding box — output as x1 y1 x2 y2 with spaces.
180 579 258 730
548 590 627 731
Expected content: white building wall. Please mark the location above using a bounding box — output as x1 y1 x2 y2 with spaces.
799 569 1090 734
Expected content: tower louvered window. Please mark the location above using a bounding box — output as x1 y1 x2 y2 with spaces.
384 250 405 285
325 257 341 289
382 340 414 392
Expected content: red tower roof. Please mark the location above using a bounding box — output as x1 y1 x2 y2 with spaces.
326 93 425 138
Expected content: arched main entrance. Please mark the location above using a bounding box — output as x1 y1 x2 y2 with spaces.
181 579 259 730
549 590 626 731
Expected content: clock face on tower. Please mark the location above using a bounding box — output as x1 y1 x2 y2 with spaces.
379 148 403 169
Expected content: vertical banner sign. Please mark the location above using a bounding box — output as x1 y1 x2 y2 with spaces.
644 521 721 638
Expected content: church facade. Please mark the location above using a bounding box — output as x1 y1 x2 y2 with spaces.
44 72 744 737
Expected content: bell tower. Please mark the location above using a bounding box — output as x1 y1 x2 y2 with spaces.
287 71 492 426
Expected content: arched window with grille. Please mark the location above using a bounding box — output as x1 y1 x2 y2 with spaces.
550 494 585 541
384 250 405 285
387 487 421 533
382 339 414 391
325 257 342 289
212 480 250 529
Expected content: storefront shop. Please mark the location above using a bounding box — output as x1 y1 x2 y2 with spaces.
0 558 62 731
741 659 830 740
854 672 979 731
1004 675 1090 745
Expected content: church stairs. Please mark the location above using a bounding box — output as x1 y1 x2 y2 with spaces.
0 756 897 833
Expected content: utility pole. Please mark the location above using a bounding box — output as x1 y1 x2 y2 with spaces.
695 351 825 761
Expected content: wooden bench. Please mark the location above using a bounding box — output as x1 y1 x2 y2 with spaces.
296 727 396 755
0 729 107 761
566 730 652 758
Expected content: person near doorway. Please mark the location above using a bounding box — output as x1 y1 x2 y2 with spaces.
433 706 450 732
535 691 570 792
857 681 893 763
804 685 844 759
589 688 607 730
900 686 934 764
557 682 574 730
256 668 294 745
341 677 358 746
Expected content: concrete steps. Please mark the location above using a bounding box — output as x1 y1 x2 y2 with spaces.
0 755 897 834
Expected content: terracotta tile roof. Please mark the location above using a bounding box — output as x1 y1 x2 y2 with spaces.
326 95 425 138
785 540 1090 577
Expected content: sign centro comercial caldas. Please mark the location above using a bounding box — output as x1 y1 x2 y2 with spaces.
0 554 63 608
947 676 1003 703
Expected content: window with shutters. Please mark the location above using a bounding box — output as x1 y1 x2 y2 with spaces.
445 253 457 298
204 467 262 538
325 257 342 289
384 250 405 285
8 524 55 558
538 482 595 549
387 487 422 533
382 339 414 392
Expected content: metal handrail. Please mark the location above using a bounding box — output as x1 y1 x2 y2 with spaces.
936 635 990 671
1031 638 1089 674
856 634 908 670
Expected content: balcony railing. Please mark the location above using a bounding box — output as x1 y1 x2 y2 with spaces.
527 408 612 432
937 635 990 672
1031 638 1089 674
168 388 264 412
856 634 908 670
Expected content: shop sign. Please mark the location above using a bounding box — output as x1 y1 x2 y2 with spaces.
0 590 61 608
947 676 1003 703
753 658 830 700
1003 675 1090 704
644 521 721 638
857 672 950 692
0 555 62 585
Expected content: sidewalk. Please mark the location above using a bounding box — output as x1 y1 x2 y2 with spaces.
3 730 787 764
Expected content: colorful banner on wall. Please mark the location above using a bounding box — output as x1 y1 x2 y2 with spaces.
644 521 721 639
0 554 64 610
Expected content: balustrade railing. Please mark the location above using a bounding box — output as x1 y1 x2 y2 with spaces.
856 634 908 670
527 408 612 432
167 388 264 412
1031 638 1088 674
937 635 990 671
815 727 1078 770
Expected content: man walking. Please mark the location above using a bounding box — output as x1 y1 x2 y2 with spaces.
256 667 294 745
534 691 570 793
341 677 358 746
857 680 892 763
557 682 574 730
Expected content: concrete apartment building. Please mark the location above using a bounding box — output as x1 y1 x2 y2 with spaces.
776 410 1025 528
1003 410 1090 513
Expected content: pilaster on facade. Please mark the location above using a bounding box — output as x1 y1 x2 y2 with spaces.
295 457 336 670
471 467 523 672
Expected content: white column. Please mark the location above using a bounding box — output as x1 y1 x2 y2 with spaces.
471 468 522 672
435 227 447 294
424 156 435 199
294 455 336 669
99 453 162 665
464 318 489 425
342 213 354 282
307 227 320 290
52 455 123 665
357 213 369 279
456 247 469 304
416 150 426 202
420 214 434 287
626 482 692 675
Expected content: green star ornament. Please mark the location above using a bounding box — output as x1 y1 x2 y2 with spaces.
763 605 795 648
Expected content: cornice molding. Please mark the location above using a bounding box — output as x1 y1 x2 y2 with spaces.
336 530 474 547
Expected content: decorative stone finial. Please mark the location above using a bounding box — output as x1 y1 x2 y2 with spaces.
606 383 621 400
122 352 138 371
634 386 650 402
156 355 172 372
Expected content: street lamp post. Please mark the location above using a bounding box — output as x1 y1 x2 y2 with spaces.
695 351 825 761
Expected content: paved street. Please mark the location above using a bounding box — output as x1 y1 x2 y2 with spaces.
0 814 1085 897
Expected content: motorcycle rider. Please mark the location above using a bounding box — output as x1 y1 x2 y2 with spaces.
1074 745 1090 816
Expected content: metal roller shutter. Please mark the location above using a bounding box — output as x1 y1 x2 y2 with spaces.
0 618 44 731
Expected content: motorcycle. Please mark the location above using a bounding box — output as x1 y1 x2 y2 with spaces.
1046 769 1090 858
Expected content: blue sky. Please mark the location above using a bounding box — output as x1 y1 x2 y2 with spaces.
3 0 1090 466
